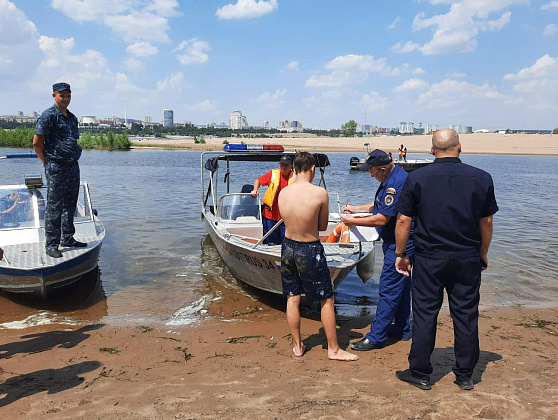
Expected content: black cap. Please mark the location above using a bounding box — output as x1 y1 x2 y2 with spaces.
52 82 71 92
279 155 293 165
358 149 392 171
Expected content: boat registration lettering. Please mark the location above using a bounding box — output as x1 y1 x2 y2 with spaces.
224 244 276 271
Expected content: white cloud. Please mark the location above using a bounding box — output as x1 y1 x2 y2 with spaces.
124 57 145 73
254 89 287 102
52 0 180 45
387 16 401 29
543 24 558 36
105 12 171 44
541 1 558 10
281 61 299 72
0 0 42 81
126 42 159 58
144 0 182 17
306 71 363 88
503 54 557 81
174 38 211 65
500 55 558 114
449 72 466 79
306 55 424 88
393 78 430 93
359 91 391 112
326 54 388 72
50 0 129 23
188 99 219 112
418 79 501 109
390 41 421 53
252 89 286 110
216 0 278 20
395 1 526 55
156 71 185 92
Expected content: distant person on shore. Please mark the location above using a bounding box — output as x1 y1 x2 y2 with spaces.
341 149 415 351
33 82 87 259
398 144 407 162
278 152 358 362
394 128 498 391
251 155 294 245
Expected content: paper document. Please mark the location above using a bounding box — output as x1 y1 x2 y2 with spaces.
349 225 379 242
348 212 374 218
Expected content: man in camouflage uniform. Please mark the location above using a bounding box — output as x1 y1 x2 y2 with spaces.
33 82 86 258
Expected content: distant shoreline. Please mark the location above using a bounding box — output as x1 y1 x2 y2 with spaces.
131 133 558 156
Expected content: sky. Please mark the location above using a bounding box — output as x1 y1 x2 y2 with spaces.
0 0 557 131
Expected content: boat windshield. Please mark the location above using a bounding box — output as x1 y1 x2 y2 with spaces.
217 193 261 222
0 184 92 230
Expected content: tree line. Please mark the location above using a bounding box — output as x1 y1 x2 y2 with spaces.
0 127 131 150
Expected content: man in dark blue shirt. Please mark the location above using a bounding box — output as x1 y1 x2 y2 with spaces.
341 149 415 351
394 128 498 391
33 82 87 258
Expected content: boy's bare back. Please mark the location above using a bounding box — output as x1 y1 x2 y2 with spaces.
279 177 328 242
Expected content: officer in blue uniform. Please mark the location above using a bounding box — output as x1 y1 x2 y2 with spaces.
394 128 498 391
33 82 87 258
340 149 414 350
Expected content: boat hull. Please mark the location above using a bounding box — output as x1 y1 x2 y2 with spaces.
0 241 103 298
350 157 432 172
203 213 367 295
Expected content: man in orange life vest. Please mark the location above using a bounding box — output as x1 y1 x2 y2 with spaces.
251 155 295 245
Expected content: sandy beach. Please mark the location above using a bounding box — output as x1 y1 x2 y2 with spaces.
1 285 557 418
131 132 558 155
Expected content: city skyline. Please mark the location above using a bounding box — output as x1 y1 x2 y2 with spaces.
1 1 557 131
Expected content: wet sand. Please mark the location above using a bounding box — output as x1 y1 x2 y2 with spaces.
1 282 557 418
132 133 558 155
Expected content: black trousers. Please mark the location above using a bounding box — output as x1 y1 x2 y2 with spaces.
409 254 482 382
45 161 80 248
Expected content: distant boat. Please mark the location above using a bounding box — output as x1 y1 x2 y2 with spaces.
349 143 432 172
0 154 105 298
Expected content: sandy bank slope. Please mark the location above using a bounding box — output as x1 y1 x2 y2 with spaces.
1 298 557 419
132 133 558 155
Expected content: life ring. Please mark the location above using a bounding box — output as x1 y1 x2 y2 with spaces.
326 222 351 243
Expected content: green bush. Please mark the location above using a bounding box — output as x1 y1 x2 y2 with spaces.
0 127 34 147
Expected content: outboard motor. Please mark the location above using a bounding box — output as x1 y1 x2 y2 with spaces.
349 156 361 170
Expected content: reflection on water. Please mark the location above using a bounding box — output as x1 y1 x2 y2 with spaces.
0 148 557 328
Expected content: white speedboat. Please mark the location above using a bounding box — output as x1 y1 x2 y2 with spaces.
0 154 104 298
201 146 378 295
349 142 432 172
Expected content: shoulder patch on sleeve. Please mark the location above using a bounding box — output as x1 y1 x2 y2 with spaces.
385 195 394 206
386 187 397 195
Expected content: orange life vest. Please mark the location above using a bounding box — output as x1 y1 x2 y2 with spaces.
262 169 295 210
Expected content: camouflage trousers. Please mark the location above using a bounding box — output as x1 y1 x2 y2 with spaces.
44 161 80 248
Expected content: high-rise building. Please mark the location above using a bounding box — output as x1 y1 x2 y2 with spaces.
399 122 414 134
230 111 243 130
163 109 173 127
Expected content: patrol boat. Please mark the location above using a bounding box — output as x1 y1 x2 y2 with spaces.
0 153 105 298
349 143 432 172
201 145 378 295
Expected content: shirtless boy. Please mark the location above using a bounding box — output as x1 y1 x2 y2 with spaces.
278 152 358 362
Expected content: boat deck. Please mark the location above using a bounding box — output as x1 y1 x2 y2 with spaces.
0 237 103 270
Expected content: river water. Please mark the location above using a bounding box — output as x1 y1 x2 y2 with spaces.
1 147 557 328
